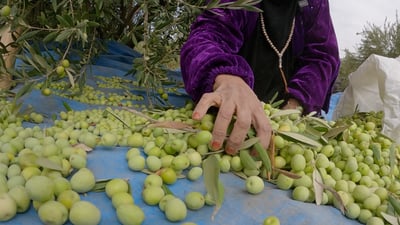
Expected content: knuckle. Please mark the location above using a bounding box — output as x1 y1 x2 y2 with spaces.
217 108 233 121
227 138 242 148
212 129 227 140
234 116 251 130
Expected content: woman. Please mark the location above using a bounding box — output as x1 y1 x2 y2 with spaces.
180 0 340 155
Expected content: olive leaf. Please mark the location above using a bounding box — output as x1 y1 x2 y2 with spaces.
253 141 272 175
319 135 329 145
147 121 197 132
304 124 323 137
202 150 225 156
239 150 258 170
389 194 400 215
303 125 328 144
123 107 156 123
232 171 248 180
269 109 302 119
162 184 174 196
103 109 132 129
277 131 322 148
91 178 111 192
390 144 397 174
304 116 332 129
36 157 63 171
91 178 131 193
142 168 186 179
202 154 224 220
66 69 75 89
62 101 72 111
246 132 272 174
322 125 349 140
14 82 36 100
381 212 400 225
312 168 324 205
315 179 345 214
238 137 260 150
273 168 301 179
73 143 93 152
371 143 381 162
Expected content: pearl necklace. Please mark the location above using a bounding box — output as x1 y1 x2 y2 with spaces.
259 12 296 93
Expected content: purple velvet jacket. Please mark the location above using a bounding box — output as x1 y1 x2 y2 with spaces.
180 0 340 114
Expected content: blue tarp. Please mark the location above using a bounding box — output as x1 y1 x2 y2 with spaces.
323 92 342 121
3 41 360 225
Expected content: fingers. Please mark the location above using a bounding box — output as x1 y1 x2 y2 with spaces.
192 92 234 151
192 91 272 156
252 111 272 150
211 101 235 151
192 92 221 120
224 112 251 155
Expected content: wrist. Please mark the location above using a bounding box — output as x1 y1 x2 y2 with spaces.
286 98 300 107
213 74 244 90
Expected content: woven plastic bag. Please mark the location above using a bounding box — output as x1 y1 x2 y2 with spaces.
333 54 400 143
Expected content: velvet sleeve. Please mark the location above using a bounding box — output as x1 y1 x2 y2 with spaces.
180 4 258 103
288 0 340 114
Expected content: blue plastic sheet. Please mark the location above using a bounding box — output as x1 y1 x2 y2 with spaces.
2 41 361 225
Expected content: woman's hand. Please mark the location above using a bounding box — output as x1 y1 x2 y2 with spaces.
192 74 272 155
282 98 301 110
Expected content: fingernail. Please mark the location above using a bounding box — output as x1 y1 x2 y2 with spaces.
193 112 200 120
226 146 236 155
211 141 221 150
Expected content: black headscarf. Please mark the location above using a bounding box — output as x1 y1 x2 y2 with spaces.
239 0 298 103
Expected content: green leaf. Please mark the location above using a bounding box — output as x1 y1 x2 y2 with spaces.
371 143 381 162
239 150 258 170
104 109 133 129
271 99 285 108
273 168 301 179
43 32 59 43
322 125 349 140
16 17 28 27
319 135 329 145
55 30 74 43
305 116 332 129
62 101 72 111
389 194 400 215
206 0 221 9
32 54 50 70
202 154 224 220
51 0 58 12
14 82 35 100
162 184 174 196
390 144 396 175
87 21 100 27
91 178 111 192
56 15 72 27
269 109 302 119
36 157 63 171
241 5 263 12
313 168 324 205
315 178 345 214
277 131 322 148
232 171 248 179
304 124 324 137
238 137 259 150
16 30 42 42
381 212 400 225
253 141 271 173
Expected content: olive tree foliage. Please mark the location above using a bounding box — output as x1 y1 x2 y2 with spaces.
0 0 261 96
334 14 400 92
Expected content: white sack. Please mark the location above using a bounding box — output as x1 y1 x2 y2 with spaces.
333 54 400 143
